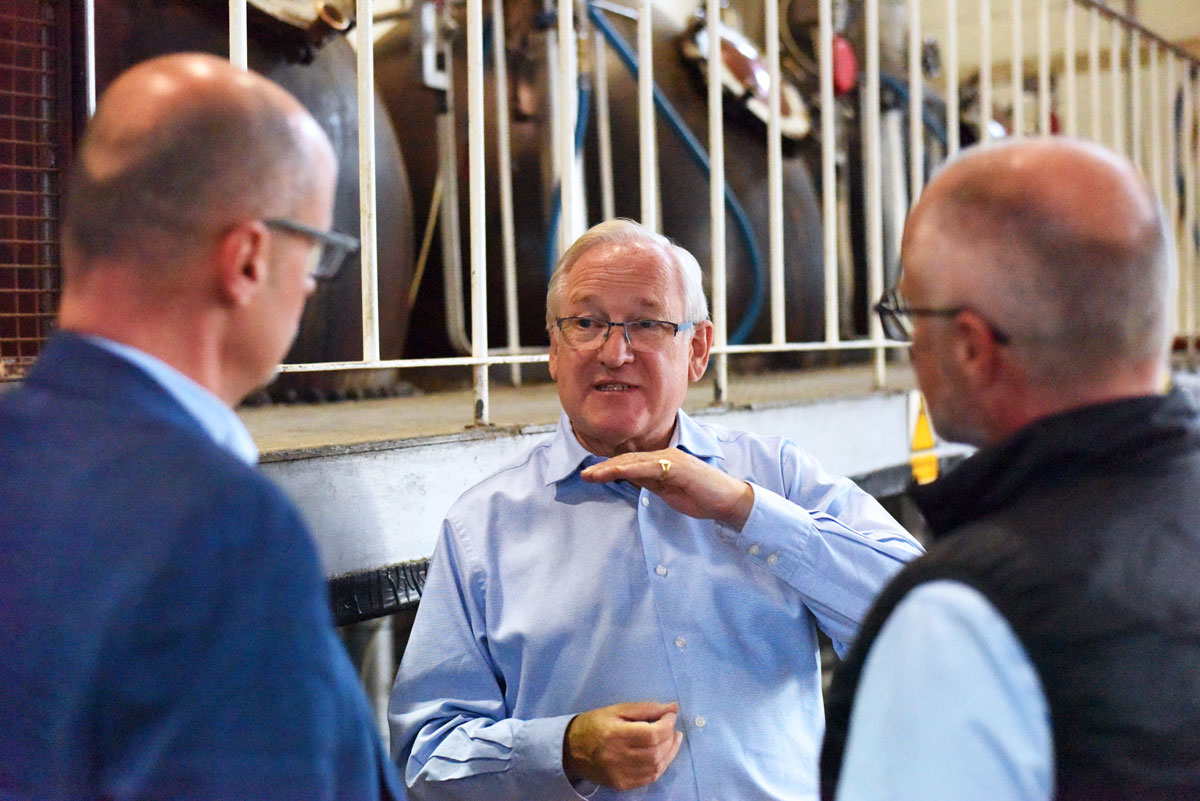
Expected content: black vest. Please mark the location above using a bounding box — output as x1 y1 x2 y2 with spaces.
821 391 1200 801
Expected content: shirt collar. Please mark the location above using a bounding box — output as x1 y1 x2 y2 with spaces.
84 336 260 465
543 408 725 485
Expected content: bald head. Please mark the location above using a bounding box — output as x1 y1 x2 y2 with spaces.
902 137 1174 389
63 53 335 274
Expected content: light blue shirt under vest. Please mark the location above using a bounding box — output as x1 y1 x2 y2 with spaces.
389 410 923 801
87 336 259 465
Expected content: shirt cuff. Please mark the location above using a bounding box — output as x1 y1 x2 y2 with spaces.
514 713 598 800
725 483 810 580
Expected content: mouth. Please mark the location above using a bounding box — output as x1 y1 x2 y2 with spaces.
594 381 635 392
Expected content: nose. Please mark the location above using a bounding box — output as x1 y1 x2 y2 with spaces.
597 323 635 366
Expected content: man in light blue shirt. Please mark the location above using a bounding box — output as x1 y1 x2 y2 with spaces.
388 219 924 800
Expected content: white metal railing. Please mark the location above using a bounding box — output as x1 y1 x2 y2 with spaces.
84 0 1200 425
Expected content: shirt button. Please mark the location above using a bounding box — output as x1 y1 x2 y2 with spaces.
694 715 706 728
748 544 761 555
675 636 686 649
767 553 779 566
641 496 650 507
656 564 668 576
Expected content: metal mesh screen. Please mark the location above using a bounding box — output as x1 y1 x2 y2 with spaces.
0 2 69 381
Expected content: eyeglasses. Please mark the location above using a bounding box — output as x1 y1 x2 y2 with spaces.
264 217 360 282
874 287 1010 345
554 316 697 352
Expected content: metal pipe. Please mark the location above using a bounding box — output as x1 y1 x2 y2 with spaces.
767 0 785 345
708 0 728 402
980 0 992 143
558 0 578 246
468 0 489 423
820 0 839 342
946 0 959 156
594 30 615 220
1037 0 1049 135
638 0 657 230
865 0 886 386
1130 31 1141 170
1089 6 1100 142
357 0 381 363
1012 0 1023 137
908 0 922 202
547 29 563 256
1064 0 1076 137
84 0 96 117
1110 18 1122 153
492 0 522 386
1166 52 1179 336
1186 70 1198 362
229 0 248 69
1150 43 1162 204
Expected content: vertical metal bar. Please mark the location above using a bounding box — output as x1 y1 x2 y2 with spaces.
767 0 785 344
1166 53 1180 343
1064 0 1076 137
492 0 521 385
467 0 489 422
981 0 993 143
229 0 248 69
356 0 381 364
547 30 563 256
1189 71 1199 363
639 0 658 231
1130 31 1141 171
558 0 578 246
84 0 96 116
1089 5 1100 142
1037 0 1050 135
946 0 959 156
1182 67 1195 362
820 0 839 343
866 0 886 385
708 0 728 402
1012 0 1023 137
908 0 922 201
1149 43 1162 205
1110 18 1122 153
594 30 615 221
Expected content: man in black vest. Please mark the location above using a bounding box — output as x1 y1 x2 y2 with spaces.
820 137 1200 800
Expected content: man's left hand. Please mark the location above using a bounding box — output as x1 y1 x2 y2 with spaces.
580 448 755 529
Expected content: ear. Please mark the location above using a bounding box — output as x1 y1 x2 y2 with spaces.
547 327 560 381
215 220 269 307
951 311 1005 391
687 321 714 382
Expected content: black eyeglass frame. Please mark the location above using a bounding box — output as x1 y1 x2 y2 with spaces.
553 316 698 351
264 217 360 282
873 288 1011 345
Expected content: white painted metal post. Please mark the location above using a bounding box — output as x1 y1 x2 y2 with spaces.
1012 0 1023 136
638 0 658 230
708 0 728 401
1166 53 1179 339
767 0 785 345
1064 0 1076 137
908 0 922 202
84 0 96 116
1150 43 1162 205
558 0 578 247
946 0 959 156
1037 0 1049 135
467 0 490 421
980 0 993 143
1089 6 1100 142
492 0 522 385
1130 31 1142 171
1110 18 1122 153
866 0 886 386
820 0 839 342
229 0 248 69
356 1 381 364
594 30 615 221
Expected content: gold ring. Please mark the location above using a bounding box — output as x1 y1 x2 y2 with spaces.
658 458 672 481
